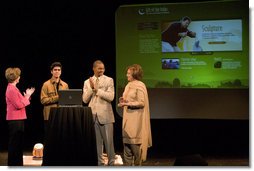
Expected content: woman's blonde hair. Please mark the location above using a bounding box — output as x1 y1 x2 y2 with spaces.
5 67 21 83
126 64 143 81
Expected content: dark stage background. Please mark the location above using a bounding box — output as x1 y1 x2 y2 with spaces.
0 0 249 159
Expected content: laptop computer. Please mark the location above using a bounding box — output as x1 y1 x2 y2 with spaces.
58 89 83 107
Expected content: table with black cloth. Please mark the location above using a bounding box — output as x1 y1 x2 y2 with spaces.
42 107 98 166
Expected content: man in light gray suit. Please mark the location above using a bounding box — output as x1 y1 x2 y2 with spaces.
83 60 115 166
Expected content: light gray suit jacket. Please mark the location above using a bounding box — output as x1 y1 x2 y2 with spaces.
82 75 115 124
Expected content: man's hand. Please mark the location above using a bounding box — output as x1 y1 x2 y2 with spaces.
89 77 94 89
178 32 187 37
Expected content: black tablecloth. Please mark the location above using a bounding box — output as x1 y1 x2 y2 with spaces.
42 107 97 166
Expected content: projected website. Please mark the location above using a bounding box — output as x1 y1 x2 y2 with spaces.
162 19 242 52
115 1 249 119
116 4 248 90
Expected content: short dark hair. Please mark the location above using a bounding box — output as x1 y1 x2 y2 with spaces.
93 60 104 68
181 16 191 22
50 62 62 71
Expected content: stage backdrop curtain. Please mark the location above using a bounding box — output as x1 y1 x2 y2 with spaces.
42 107 97 166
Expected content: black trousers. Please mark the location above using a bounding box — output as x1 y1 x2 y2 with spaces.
8 120 25 166
44 120 49 143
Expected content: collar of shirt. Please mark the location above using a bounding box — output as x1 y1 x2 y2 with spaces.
93 75 103 81
50 78 63 85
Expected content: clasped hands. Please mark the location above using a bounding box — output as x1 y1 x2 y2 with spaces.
118 97 129 107
89 77 98 93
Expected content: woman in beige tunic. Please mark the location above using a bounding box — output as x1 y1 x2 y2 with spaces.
118 64 152 166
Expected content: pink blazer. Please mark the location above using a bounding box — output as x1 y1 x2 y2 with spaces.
6 83 30 120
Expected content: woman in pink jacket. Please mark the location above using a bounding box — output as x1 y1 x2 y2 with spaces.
5 67 35 166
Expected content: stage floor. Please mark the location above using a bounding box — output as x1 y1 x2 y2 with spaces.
0 150 249 166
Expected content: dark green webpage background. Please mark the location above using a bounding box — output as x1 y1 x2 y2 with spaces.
115 0 249 119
